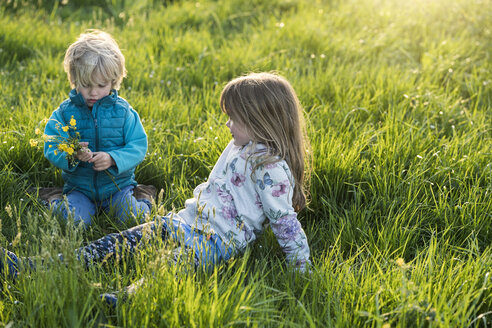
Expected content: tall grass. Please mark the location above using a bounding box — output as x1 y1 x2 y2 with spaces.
0 0 490 326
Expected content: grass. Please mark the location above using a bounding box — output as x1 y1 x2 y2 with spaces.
0 0 491 326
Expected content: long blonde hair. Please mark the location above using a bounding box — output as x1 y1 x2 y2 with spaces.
220 72 311 212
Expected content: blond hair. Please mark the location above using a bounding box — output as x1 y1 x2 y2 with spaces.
63 30 126 90
220 72 311 211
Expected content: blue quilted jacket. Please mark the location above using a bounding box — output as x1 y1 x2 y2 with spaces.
44 89 147 202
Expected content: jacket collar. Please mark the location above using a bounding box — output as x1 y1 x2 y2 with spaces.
69 89 118 107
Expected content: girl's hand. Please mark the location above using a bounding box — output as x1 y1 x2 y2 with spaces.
76 142 93 162
89 152 116 171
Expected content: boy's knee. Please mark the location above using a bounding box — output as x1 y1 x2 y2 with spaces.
51 198 95 226
113 194 151 223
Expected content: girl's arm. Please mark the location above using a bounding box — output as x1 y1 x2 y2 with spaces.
255 162 311 272
106 107 147 176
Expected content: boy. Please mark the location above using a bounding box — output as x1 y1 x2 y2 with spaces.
43 30 155 226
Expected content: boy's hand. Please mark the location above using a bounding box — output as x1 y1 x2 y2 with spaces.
89 152 116 171
76 142 93 162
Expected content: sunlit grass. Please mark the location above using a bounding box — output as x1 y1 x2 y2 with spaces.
0 0 490 326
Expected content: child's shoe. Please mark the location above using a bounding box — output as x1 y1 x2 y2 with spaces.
0 248 20 279
36 187 64 206
100 278 142 308
100 293 119 308
133 184 157 204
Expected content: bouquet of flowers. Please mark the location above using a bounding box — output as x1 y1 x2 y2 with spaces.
30 116 83 166
30 116 120 190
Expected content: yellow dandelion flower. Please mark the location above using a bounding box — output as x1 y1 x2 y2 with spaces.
35 128 41 135
62 126 69 132
70 117 76 126
66 147 74 155
42 134 49 140
396 258 405 267
29 139 38 147
70 144 74 148
49 145 52 148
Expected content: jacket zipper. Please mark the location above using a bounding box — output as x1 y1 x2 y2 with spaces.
93 107 99 201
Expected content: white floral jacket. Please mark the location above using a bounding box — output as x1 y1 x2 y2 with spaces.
175 140 311 269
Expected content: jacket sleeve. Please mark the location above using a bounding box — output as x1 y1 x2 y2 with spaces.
254 162 311 272
106 107 147 176
43 108 78 172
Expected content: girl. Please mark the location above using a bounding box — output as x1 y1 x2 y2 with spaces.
1 72 312 301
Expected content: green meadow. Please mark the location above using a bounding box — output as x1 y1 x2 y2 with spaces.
0 0 491 326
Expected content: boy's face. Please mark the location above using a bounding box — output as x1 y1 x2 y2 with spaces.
226 117 252 146
77 72 112 108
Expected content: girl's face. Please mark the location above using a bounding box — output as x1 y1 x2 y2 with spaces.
226 117 252 146
77 72 112 108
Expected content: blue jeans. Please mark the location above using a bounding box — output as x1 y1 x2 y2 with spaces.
51 185 151 226
1 216 234 279
75 216 234 270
